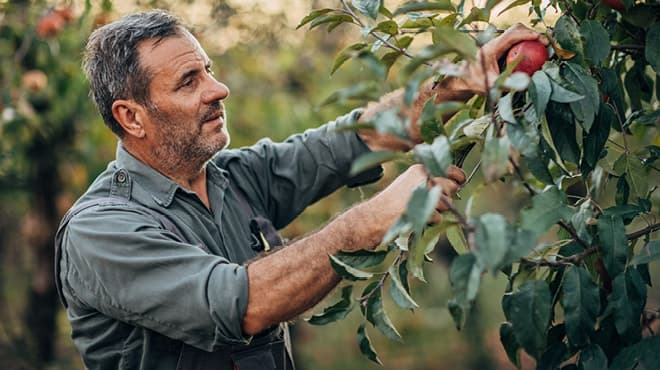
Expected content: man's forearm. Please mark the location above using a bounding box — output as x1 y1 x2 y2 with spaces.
241 201 381 336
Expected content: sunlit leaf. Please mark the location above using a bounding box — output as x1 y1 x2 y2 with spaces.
503 72 531 92
431 26 479 60
310 14 354 30
408 223 444 282
498 93 516 124
297 9 334 29
307 285 354 325
357 323 382 364
389 263 418 309
393 0 454 16
481 135 511 183
333 249 390 269
329 254 374 281
364 281 402 341
552 15 584 61
414 135 452 177
474 213 513 273
331 42 368 75
374 19 398 35
530 70 552 117
353 0 382 20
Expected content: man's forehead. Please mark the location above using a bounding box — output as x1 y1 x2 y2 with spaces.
137 32 209 74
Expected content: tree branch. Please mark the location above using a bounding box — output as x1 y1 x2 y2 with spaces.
627 222 660 241
520 246 599 268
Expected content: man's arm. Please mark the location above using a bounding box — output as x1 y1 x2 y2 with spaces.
242 164 466 335
357 24 549 152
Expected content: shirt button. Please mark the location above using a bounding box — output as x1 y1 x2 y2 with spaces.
116 171 127 183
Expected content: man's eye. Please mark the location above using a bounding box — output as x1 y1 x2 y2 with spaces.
182 79 194 87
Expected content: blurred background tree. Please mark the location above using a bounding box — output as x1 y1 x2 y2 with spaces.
1 1 656 370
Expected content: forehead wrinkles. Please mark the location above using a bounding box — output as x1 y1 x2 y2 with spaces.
138 34 208 82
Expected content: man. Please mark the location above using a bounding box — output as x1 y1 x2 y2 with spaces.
55 9 546 370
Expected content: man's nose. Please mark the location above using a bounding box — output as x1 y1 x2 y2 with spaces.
202 78 230 103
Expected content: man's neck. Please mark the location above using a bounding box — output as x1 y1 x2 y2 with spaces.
122 141 211 209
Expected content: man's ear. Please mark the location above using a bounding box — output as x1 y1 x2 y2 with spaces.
112 99 147 138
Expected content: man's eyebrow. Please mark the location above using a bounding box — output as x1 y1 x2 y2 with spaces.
175 68 200 87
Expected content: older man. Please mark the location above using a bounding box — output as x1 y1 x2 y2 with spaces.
55 9 545 370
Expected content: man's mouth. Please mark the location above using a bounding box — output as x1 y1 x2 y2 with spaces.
202 110 224 126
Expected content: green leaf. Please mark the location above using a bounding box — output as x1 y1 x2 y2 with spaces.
598 68 626 122
307 285 355 325
520 186 573 239
449 253 483 308
333 249 390 269
352 0 382 20
481 135 511 183
372 107 408 138
408 223 444 282
503 72 531 92
581 103 613 174
609 334 660 370
414 135 452 177
597 214 628 278
503 280 552 360
630 240 660 266
329 253 374 281
624 62 654 111
357 323 382 365
549 79 585 103
357 51 388 80
393 0 454 16
570 200 595 245
646 21 660 73
562 266 600 347
546 101 581 164
389 263 418 309
350 150 401 176
563 62 600 133
374 19 398 35
475 213 513 273
447 224 469 254
500 322 521 368
431 26 479 60
578 344 608 370
408 185 441 235
364 281 402 341
331 42 368 75
579 20 610 65
498 93 516 124
553 15 584 60
530 71 552 117
613 154 648 200
607 268 647 343
297 9 334 29
310 14 354 30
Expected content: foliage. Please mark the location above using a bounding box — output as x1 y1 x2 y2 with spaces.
301 0 660 368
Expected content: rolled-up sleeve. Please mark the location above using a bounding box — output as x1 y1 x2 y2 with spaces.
216 109 383 228
60 204 250 351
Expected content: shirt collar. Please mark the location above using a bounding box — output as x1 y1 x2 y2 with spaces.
114 143 229 207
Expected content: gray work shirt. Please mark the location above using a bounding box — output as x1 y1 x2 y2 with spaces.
58 110 382 369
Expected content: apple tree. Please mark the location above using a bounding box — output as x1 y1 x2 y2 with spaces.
300 1 659 368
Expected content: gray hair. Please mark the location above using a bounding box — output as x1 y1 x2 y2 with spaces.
83 10 186 137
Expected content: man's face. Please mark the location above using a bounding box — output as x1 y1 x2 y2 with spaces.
136 32 230 170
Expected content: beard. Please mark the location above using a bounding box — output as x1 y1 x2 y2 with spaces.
148 100 229 175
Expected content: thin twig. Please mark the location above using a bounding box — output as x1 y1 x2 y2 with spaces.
520 246 598 267
627 222 660 241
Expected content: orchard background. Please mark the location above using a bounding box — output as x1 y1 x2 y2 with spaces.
0 1 658 369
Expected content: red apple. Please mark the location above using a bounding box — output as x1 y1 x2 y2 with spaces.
36 12 65 38
602 0 625 11
505 40 549 76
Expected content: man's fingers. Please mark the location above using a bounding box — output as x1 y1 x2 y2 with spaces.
446 165 466 185
486 23 548 58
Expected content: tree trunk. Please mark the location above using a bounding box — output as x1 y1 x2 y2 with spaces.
23 145 60 366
